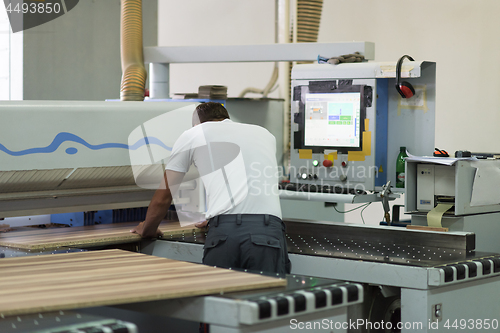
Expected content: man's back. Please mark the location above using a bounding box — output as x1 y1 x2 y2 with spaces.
163 103 290 277
169 119 281 219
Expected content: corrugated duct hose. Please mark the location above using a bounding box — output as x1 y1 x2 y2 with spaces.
296 0 323 44
289 0 324 106
120 0 147 101
289 0 323 99
285 0 323 170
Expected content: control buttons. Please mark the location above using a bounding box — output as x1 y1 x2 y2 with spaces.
322 160 333 167
339 175 347 182
312 160 319 167
341 161 347 167
298 172 317 180
432 303 443 322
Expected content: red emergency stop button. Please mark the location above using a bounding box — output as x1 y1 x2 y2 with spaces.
323 160 333 167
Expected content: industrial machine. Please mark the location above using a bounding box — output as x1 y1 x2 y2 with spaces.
150 220 500 333
1 94 365 333
0 100 198 218
0 98 286 227
2 42 500 333
115 275 364 333
284 60 436 198
144 60 500 333
406 156 500 253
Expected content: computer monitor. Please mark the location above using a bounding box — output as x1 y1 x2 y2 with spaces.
303 89 364 151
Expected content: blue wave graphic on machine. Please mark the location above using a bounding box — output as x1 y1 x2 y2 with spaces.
0 132 172 156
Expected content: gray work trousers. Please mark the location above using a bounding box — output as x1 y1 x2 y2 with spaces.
202 214 291 276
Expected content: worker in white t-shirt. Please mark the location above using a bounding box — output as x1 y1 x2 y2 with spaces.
131 102 290 275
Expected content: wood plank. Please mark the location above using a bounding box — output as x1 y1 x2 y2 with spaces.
406 225 449 232
0 249 286 316
0 221 200 250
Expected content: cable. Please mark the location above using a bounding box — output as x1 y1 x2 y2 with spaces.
269 83 279 93
333 202 370 214
238 63 279 98
360 203 372 224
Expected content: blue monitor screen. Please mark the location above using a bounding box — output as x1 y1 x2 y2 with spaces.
304 92 362 148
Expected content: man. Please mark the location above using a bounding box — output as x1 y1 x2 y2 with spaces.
131 102 290 275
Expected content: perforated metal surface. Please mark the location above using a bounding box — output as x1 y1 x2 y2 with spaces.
0 245 86 259
285 233 473 266
284 221 494 267
162 221 497 268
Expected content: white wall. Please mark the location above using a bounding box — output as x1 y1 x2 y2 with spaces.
0 8 22 100
23 0 157 101
159 0 500 155
318 0 500 155
158 0 279 99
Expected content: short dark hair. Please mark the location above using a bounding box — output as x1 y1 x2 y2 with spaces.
195 102 230 123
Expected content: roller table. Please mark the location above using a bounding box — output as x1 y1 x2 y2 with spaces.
114 274 364 333
149 220 500 332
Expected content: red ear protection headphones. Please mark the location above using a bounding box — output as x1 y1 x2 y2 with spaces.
395 55 415 98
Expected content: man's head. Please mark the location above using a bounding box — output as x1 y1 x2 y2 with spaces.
192 102 230 126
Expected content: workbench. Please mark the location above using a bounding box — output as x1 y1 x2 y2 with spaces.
0 222 366 333
0 221 198 251
4 219 500 332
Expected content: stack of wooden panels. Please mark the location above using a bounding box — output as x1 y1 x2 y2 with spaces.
0 249 286 316
0 222 198 250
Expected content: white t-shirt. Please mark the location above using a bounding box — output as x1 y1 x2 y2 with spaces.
165 119 282 219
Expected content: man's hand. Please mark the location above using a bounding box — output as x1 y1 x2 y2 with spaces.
130 221 164 239
0 224 11 233
194 220 208 228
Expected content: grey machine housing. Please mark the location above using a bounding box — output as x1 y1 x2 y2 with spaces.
290 61 436 193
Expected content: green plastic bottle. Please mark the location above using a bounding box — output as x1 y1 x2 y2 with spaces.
396 146 408 188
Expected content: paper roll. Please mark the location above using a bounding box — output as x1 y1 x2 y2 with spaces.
427 203 454 227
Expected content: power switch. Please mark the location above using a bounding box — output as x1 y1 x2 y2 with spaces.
323 160 333 167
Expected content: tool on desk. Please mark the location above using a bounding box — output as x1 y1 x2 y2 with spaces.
455 150 471 158
433 148 449 157
470 152 499 159
380 181 392 225
317 52 365 65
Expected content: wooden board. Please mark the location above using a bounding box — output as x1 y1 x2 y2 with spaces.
0 221 199 250
406 225 449 232
0 249 286 317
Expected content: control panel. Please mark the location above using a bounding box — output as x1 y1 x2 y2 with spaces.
290 77 377 192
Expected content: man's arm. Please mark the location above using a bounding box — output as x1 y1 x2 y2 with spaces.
130 170 185 238
0 224 11 233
